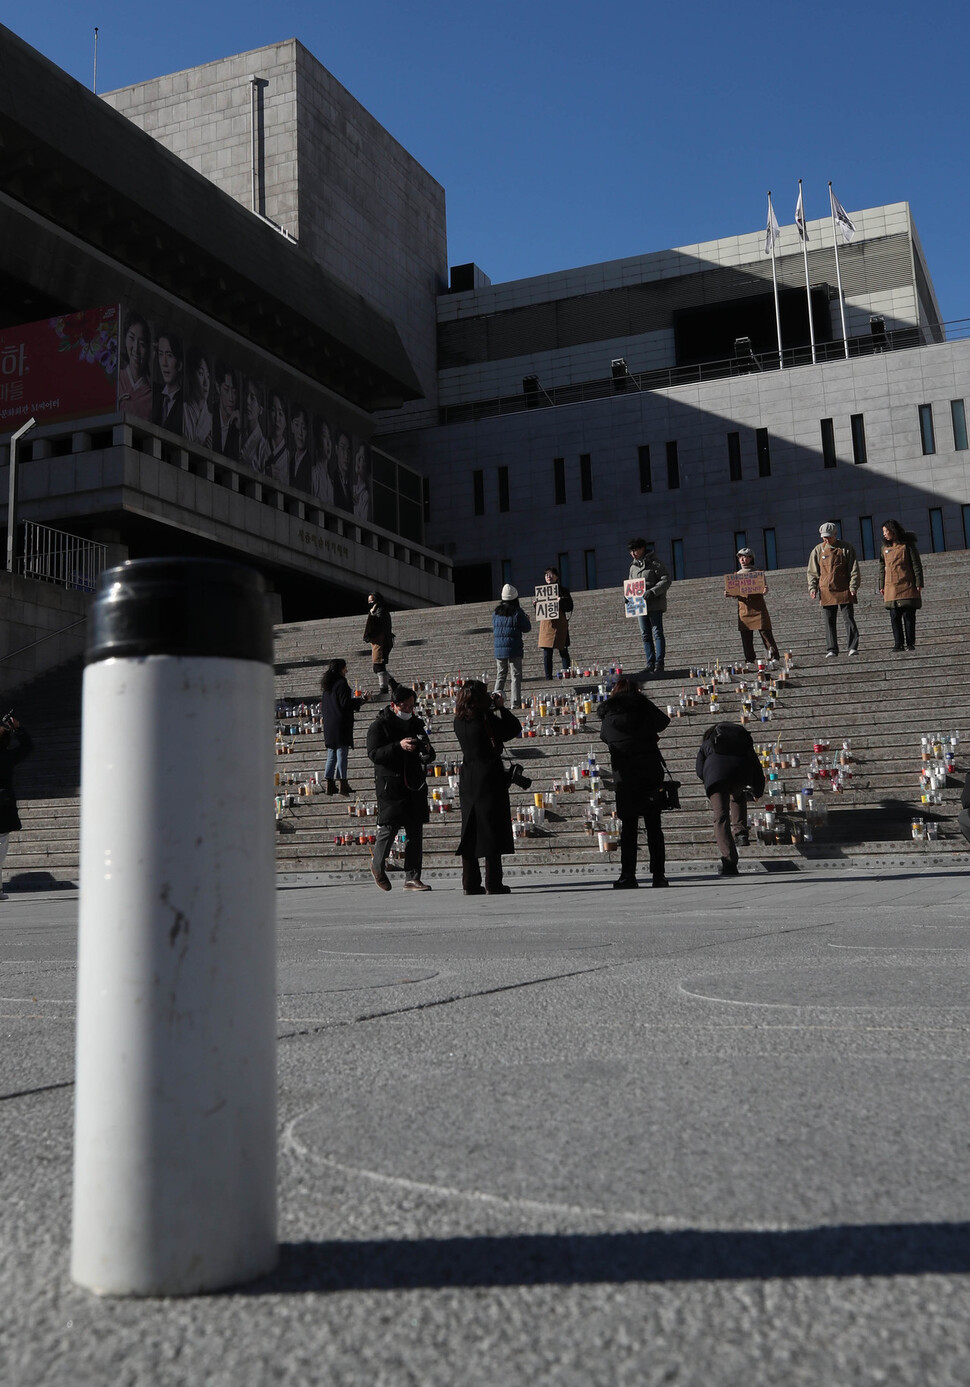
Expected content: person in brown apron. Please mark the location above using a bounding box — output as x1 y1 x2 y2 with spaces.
807 523 861 657
730 548 780 664
879 519 923 652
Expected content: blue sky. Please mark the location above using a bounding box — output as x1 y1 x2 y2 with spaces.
10 1 969 318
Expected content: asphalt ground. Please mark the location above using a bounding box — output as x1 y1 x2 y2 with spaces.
4 862 970 1385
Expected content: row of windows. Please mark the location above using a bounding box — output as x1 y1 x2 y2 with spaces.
500 549 601 590
471 399 970 516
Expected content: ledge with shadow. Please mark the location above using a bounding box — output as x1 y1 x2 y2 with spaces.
246 1221 970 1295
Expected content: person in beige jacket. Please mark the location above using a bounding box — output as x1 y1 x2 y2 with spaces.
807 523 861 658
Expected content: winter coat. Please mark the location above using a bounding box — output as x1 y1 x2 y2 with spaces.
537 586 574 649
628 553 672 612
0 726 32 833
454 705 522 858
492 602 531 659
879 537 923 609
363 603 393 664
365 706 434 827
597 692 670 819
695 723 765 799
807 541 860 605
321 676 366 749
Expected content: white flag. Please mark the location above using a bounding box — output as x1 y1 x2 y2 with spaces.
831 188 856 243
795 187 808 242
764 197 780 256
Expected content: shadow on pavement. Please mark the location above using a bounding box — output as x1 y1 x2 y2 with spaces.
247 1223 970 1293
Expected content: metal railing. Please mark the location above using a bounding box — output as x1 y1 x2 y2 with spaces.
20 522 106 593
438 318 970 426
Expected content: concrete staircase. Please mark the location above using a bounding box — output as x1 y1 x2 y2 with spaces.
3 552 968 887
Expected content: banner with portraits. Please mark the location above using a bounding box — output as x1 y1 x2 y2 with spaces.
116 305 374 523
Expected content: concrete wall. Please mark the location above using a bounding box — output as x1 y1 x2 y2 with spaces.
384 338 970 594
0 571 89 696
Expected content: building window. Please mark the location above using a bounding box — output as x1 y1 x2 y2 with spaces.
666 441 680 489
422 477 431 523
580 453 593 501
472 469 484 516
497 465 510 513
962 506 970 550
952 400 968 451
583 549 597 589
859 516 875 560
850 414 867 465
557 552 571 588
821 418 837 468
727 432 742 482
756 428 771 477
929 507 946 552
501 558 513 586
553 457 566 505
763 528 778 570
638 445 652 493
919 404 936 455
671 538 685 580
733 530 747 557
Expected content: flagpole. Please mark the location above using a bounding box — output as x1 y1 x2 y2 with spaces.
767 192 784 369
829 182 850 360
797 180 816 365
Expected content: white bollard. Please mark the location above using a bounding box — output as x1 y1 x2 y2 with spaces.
71 558 277 1296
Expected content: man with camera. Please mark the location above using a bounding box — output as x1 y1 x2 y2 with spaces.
365 681 434 892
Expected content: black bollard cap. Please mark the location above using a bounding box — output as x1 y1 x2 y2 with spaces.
86 558 273 665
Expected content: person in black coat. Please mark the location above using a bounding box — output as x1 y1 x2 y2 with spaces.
0 716 32 899
695 722 766 877
363 592 394 696
597 678 671 889
320 659 369 795
453 681 522 895
365 683 434 892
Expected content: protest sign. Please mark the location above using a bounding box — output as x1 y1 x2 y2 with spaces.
534 583 559 621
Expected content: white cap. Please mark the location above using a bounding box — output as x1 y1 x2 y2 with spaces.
819 522 838 538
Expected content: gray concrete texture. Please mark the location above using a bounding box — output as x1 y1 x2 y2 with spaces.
4 864 970 1384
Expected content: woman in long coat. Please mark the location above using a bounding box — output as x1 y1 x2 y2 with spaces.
454 681 522 895
321 658 368 795
730 547 780 664
879 519 923 652
536 565 574 679
598 678 670 888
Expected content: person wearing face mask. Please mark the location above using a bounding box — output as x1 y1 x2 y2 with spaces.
365 682 434 892
363 591 394 696
729 547 780 666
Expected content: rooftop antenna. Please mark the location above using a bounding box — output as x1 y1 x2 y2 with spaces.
93 27 99 94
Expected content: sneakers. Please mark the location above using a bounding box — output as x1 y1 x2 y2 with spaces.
825 650 838 659
848 649 858 658
613 875 639 889
403 879 432 891
370 863 392 891
718 859 740 877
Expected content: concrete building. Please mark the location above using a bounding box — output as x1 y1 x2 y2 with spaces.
0 25 452 620
378 208 969 599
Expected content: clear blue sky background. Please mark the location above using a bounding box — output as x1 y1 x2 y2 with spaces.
9 2 968 318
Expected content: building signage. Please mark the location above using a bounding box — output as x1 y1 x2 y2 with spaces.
0 306 119 427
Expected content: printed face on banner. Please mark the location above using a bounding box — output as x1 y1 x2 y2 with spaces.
623 577 648 617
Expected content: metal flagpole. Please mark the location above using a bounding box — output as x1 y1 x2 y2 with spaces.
766 192 784 369
796 180 816 365
829 182 850 360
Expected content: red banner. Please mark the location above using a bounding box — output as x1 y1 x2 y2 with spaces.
0 306 119 429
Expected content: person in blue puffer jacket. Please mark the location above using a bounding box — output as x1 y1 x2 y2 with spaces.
492 584 531 709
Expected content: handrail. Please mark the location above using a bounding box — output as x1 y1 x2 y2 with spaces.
0 615 87 663
438 317 970 426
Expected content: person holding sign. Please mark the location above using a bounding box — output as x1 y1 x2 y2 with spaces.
535 566 573 679
727 548 780 665
627 539 671 676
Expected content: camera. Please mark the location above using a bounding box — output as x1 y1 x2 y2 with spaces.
1 710 15 731
508 762 532 791
416 733 434 764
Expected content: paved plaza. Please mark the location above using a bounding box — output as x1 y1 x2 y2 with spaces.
3 861 970 1385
